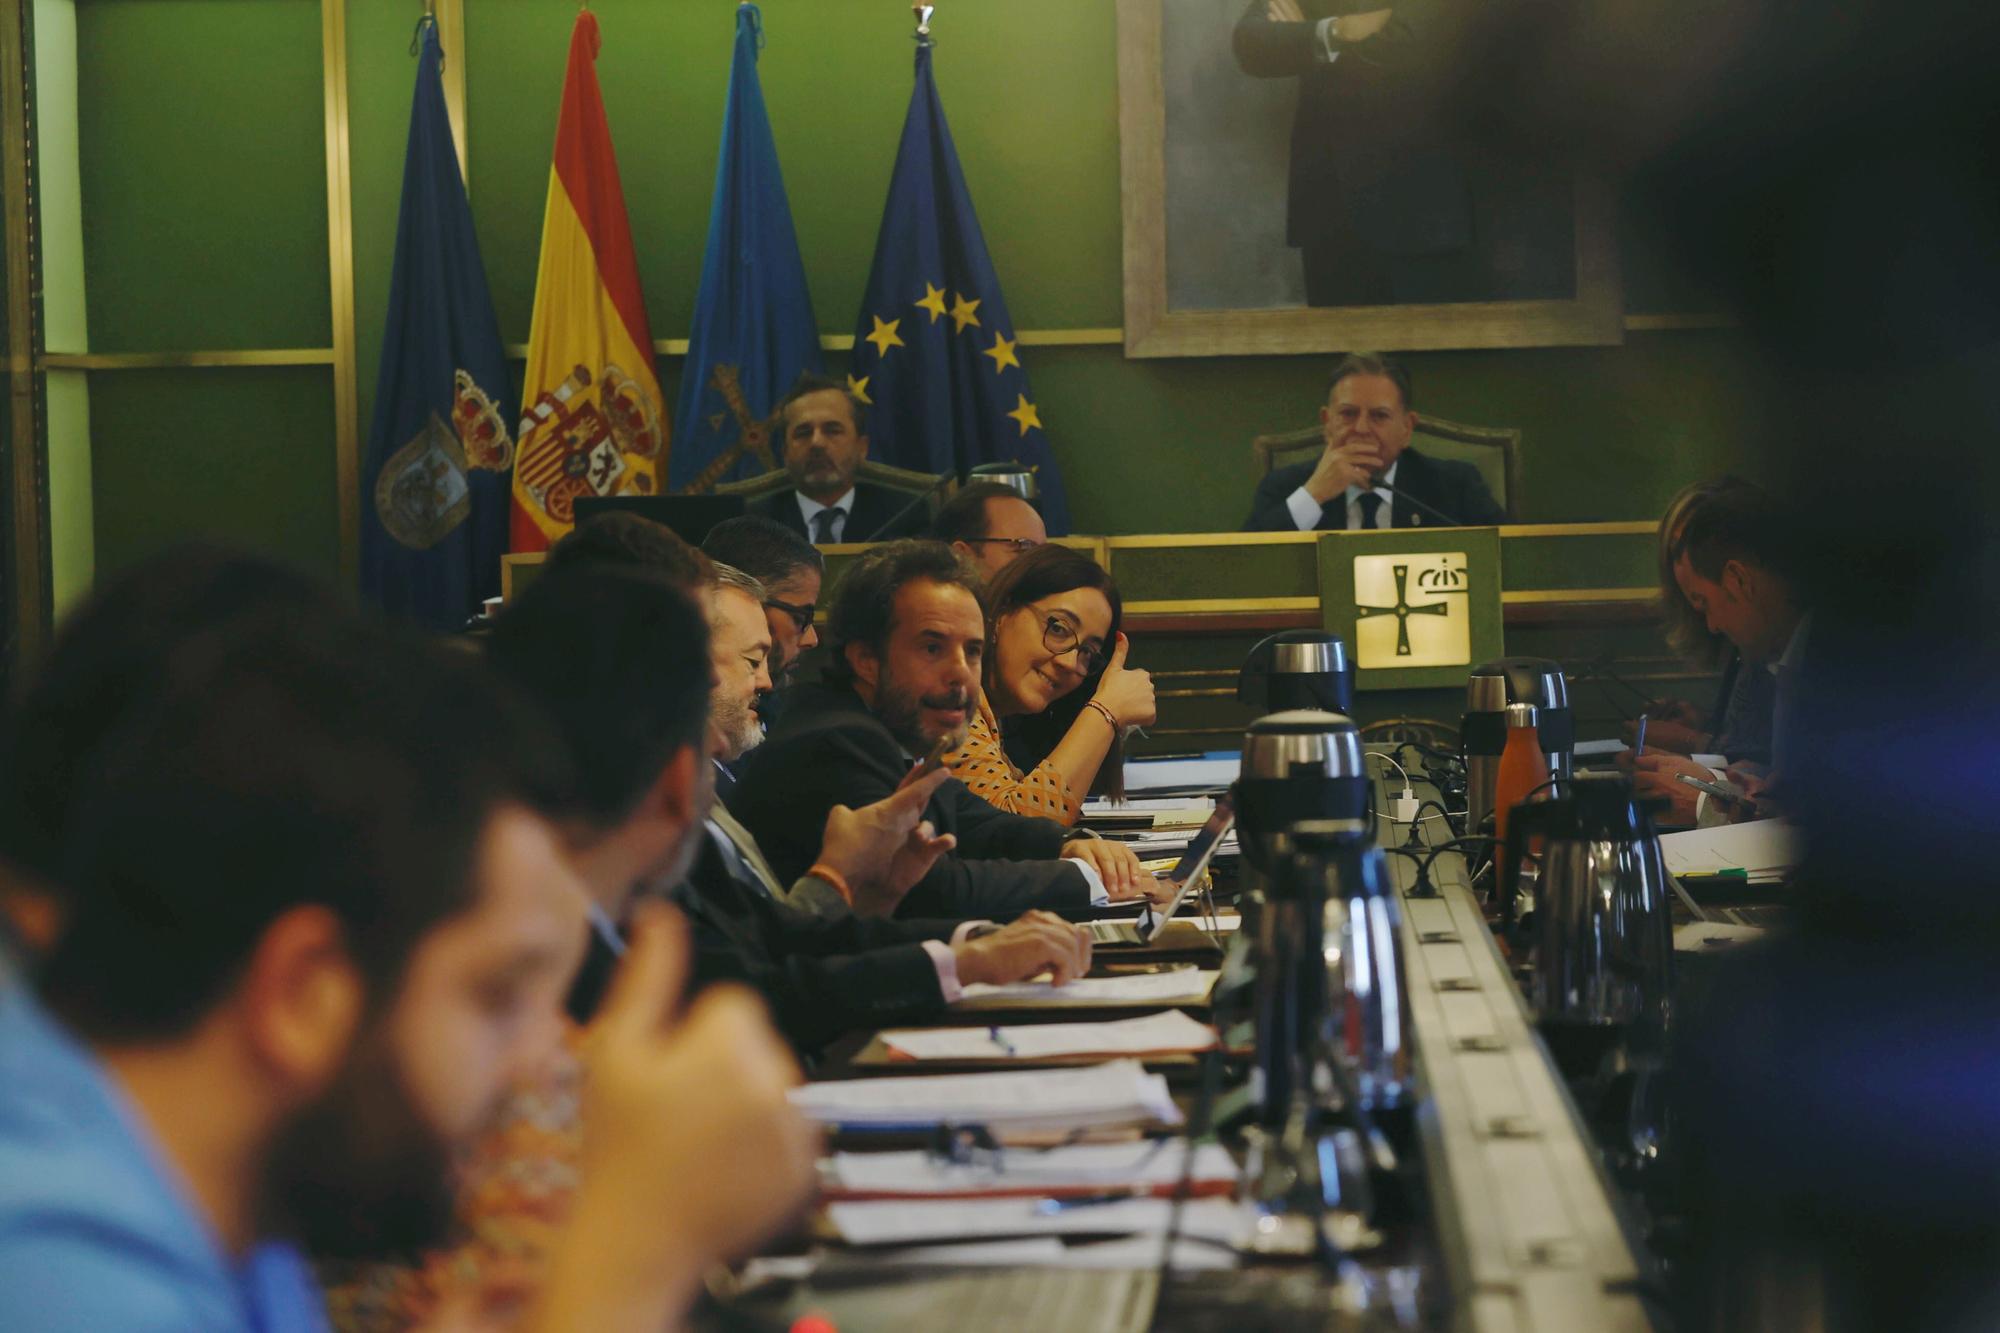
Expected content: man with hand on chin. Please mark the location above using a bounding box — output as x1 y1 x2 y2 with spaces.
733 540 1155 922
1242 353 1506 532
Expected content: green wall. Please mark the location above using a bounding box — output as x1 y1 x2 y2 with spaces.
64 0 1769 585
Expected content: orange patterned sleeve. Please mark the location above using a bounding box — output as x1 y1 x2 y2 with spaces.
944 697 1081 825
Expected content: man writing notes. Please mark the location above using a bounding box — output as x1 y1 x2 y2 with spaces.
1242 352 1506 532
751 375 930 545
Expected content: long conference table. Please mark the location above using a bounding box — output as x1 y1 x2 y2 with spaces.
702 757 1657 1332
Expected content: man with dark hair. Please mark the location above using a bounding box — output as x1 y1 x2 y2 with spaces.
1242 352 1506 531
489 563 1089 1057
545 510 715 588
702 514 826 687
932 480 1048 579
1633 485 1812 822
732 540 1152 920
0 553 815 1332
750 373 930 545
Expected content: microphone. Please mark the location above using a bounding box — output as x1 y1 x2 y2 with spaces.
1366 482 1463 529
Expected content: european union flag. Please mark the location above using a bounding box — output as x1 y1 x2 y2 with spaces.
359 18 515 629
670 4 822 493
849 33 1071 533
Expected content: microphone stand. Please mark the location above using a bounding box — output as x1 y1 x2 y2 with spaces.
1367 483 1465 529
857 469 956 544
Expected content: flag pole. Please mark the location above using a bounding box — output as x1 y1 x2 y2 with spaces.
912 3 933 39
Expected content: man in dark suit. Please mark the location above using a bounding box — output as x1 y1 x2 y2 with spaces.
1242 352 1505 531
750 375 931 545
486 564 1094 1057
731 540 1154 921
1232 0 1572 307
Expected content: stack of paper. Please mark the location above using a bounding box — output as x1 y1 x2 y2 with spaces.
879 1011 1217 1062
824 1141 1238 1199
953 969 1220 1011
826 1197 1252 1247
1122 829 1239 859
1661 819 1805 884
789 1060 1182 1132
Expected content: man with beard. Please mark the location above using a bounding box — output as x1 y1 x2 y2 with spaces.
492 564 1095 1059
701 514 825 693
731 540 1153 920
749 376 930 545
0 554 815 1332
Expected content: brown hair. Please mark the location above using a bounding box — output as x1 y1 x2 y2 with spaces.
981 545 1127 800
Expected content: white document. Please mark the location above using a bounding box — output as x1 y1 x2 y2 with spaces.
1675 921 1768 951
827 1141 1238 1196
827 1197 1252 1247
1120 756 1240 794
1572 738 1629 758
1660 819 1805 877
881 1010 1218 1062
1080 795 1217 822
954 969 1220 1010
789 1059 1181 1130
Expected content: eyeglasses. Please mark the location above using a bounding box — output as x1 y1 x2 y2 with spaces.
1042 613 1107 673
763 596 816 635
962 536 1044 557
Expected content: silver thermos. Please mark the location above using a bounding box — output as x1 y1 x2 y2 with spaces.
1500 774 1674 1053
1237 631 1354 717
1462 656 1574 835
1232 709 1368 878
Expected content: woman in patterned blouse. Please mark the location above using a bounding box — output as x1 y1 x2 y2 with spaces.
944 546 1157 824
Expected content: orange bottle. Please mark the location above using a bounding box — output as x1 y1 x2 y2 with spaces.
1493 701 1549 885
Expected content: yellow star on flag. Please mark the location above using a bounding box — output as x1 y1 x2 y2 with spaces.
864 315 904 357
915 283 949 324
1006 393 1042 436
983 332 1020 373
846 374 873 405
948 293 982 334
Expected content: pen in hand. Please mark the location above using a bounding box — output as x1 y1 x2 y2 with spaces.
1634 715 1648 758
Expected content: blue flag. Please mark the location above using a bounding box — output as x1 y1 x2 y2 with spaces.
669 4 822 494
359 19 516 629
848 35 1070 533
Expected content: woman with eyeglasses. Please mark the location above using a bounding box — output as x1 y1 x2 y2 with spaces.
942 545 1156 824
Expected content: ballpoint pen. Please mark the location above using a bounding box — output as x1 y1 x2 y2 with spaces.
987 1026 1019 1057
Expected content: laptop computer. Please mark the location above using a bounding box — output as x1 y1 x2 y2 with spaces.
1087 794 1235 947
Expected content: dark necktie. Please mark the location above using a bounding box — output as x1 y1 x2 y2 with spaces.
812 508 841 544
1357 491 1384 530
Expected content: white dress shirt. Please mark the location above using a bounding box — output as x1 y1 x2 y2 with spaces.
1284 459 1398 531
796 488 857 544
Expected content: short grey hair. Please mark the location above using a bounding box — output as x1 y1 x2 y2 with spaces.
709 561 768 606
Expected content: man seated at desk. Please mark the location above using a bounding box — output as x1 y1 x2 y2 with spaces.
1630 485 1812 826
1242 352 1506 532
731 540 1152 921
751 375 930 546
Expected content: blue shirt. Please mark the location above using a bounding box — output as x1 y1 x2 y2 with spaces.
0 979 331 1332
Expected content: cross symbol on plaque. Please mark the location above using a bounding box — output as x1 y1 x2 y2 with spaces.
1355 561 1450 657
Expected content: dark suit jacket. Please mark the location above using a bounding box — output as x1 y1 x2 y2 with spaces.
729 682 1092 920
561 841 962 1059
672 828 967 1058
1231 0 1470 257
1242 446 1505 531
750 481 930 545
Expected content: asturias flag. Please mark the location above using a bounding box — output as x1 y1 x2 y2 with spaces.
670 3 822 495
510 11 668 552
848 33 1070 533
359 18 515 629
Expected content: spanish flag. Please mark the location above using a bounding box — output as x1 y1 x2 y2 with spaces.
510 12 667 552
